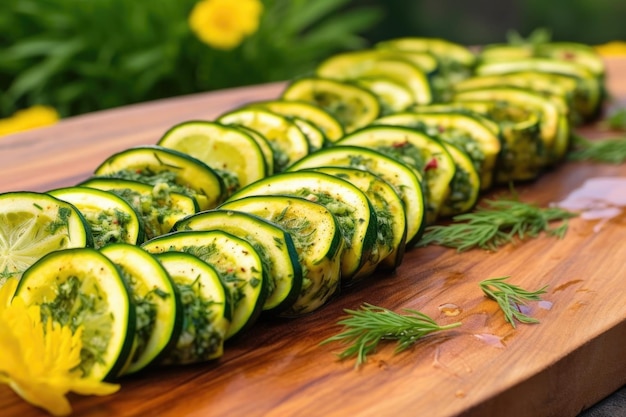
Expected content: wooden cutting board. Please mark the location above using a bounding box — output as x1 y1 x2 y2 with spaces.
1 58 625 417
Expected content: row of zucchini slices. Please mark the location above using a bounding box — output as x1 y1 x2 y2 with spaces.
4 37 606 382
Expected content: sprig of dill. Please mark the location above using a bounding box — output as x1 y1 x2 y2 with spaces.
479 276 548 328
567 133 626 164
321 303 461 367
418 197 577 252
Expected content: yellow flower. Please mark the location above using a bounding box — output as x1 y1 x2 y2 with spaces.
0 278 120 416
0 105 59 137
189 0 263 50
594 41 626 57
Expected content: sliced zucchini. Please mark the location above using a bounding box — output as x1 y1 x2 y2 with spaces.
373 111 502 190
141 230 266 340
356 76 416 115
308 166 407 273
317 48 438 79
235 125 276 175
317 51 432 105
281 77 381 134
337 125 456 224
79 177 198 240
49 186 144 248
217 107 310 173
218 195 343 317
452 71 583 124
157 120 267 194
474 57 602 119
174 209 302 315
100 243 181 374
227 170 377 284
439 142 480 217
377 37 476 68
243 99 344 143
0 191 92 284
14 247 135 381
452 87 570 166
292 117 325 152
153 251 229 364
437 100 544 183
535 42 605 78
286 145 425 247
94 145 225 211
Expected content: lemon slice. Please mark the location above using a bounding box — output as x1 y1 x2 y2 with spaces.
158 121 268 195
0 191 92 286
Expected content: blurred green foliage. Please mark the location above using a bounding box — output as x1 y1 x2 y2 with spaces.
359 0 626 46
0 0 381 117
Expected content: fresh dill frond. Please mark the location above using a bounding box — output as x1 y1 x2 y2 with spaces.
321 303 461 367
418 197 577 252
568 133 626 164
479 276 548 328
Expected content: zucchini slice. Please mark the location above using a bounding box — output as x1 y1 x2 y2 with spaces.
217 107 310 173
377 37 476 68
0 191 92 284
235 125 276 175
356 76 416 115
157 120 268 194
374 111 502 190
439 142 481 217
227 170 377 284
452 87 570 166
100 243 182 374
308 166 407 273
218 195 343 317
79 177 198 240
49 186 144 248
474 57 602 120
94 145 225 211
153 251 229 364
243 99 344 143
141 230 266 340
337 125 456 225
14 248 135 381
281 77 381 134
292 117 325 152
174 209 302 315
286 145 426 247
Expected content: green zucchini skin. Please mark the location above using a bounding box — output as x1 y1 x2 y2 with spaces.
307 166 408 274
286 145 426 247
141 230 267 340
218 195 344 317
79 177 198 240
373 111 502 191
153 251 229 364
174 209 303 315
337 124 456 225
93 145 226 211
49 185 145 248
226 170 377 285
100 242 182 374
15 247 136 382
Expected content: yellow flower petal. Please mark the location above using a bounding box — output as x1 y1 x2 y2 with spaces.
0 105 59 137
594 40 626 57
189 0 263 50
0 280 120 416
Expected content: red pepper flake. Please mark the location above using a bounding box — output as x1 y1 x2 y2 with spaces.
425 158 438 171
564 51 576 60
437 125 445 133
392 141 408 148
135 169 142 174
240 267 246 272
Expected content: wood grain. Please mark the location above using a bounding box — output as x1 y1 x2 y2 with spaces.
1 58 626 417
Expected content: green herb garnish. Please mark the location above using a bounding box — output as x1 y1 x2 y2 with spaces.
419 197 577 252
479 276 548 328
568 133 626 164
321 303 461 367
